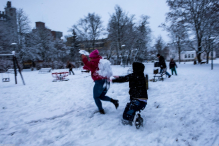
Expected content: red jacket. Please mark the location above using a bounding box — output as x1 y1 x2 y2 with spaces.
82 56 105 81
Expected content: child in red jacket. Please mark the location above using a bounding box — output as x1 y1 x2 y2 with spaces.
81 49 119 114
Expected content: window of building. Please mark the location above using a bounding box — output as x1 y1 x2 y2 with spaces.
192 54 194 58
185 54 187 58
188 54 190 58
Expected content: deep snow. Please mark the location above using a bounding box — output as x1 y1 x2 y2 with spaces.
0 61 219 146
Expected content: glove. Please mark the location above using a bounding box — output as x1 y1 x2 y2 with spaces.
81 54 87 59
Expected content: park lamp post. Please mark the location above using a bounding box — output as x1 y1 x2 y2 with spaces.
121 45 125 67
209 37 215 70
11 43 18 83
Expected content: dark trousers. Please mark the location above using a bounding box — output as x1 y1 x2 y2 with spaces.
123 100 146 122
93 79 111 111
171 67 177 75
69 69 75 75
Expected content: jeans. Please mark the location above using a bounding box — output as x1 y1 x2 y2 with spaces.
123 100 147 122
93 79 111 111
160 68 171 76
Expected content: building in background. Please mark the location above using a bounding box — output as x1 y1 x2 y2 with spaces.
166 44 216 62
32 21 63 40
0 1 17 44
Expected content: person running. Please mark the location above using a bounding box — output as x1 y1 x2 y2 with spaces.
81 49 119 114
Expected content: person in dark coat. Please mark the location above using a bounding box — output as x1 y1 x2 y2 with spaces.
157 54 171 78
169 59 177 75
112 62 148 125
66 61 75 75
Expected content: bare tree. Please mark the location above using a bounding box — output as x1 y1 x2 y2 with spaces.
133 15 151 63
154 36 166 56
166 0 219 63
201 3 219 63
16 8 31 62
69 29 80 62
161 22 188 63
71 13 105 53
107 5 133 64
29 27 55 62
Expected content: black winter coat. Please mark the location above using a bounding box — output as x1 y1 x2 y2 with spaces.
112 62 148 101
169 61 177 69
159 56 167 69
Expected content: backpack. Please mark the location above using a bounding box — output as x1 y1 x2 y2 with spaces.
97 59 113 78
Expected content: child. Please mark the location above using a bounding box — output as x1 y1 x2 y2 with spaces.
112 62 148 125
81 49 119 114
169 59 177 75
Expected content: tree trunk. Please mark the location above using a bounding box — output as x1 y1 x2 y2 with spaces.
178 48 181 64
177 40 181 64
206 52 210 64
197 53 201 63
197 40 202 63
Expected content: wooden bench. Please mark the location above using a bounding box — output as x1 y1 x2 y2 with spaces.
38 68 52 73
7 69 19 73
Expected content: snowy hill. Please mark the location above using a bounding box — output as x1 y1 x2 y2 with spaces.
0 61 219 146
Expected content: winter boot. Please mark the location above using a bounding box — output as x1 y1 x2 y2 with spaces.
122 119 132 126
99 109 105 114
111 99 119 109
135 114 143 129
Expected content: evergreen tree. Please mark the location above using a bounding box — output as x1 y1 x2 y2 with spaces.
70 29 80 62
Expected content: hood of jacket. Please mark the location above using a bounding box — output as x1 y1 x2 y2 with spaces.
132 62 145 73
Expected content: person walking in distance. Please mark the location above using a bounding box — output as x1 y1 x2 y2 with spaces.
169 58 177 75
157 54 171 78
66 61 75 75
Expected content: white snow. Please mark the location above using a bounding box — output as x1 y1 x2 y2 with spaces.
97 59 113 78
79 50 89 56
0 60 219 146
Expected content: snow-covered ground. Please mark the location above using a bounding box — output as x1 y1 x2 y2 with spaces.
1 60 219 146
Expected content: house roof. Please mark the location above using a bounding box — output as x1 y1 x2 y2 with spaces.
181 51 196 54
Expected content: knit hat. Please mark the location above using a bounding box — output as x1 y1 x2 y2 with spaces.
89 49 99 58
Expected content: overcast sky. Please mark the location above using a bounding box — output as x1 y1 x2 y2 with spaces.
0 0 170 43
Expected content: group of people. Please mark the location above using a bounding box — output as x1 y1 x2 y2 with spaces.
157 54 178 77
81 49 148 125
78 49 178 125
